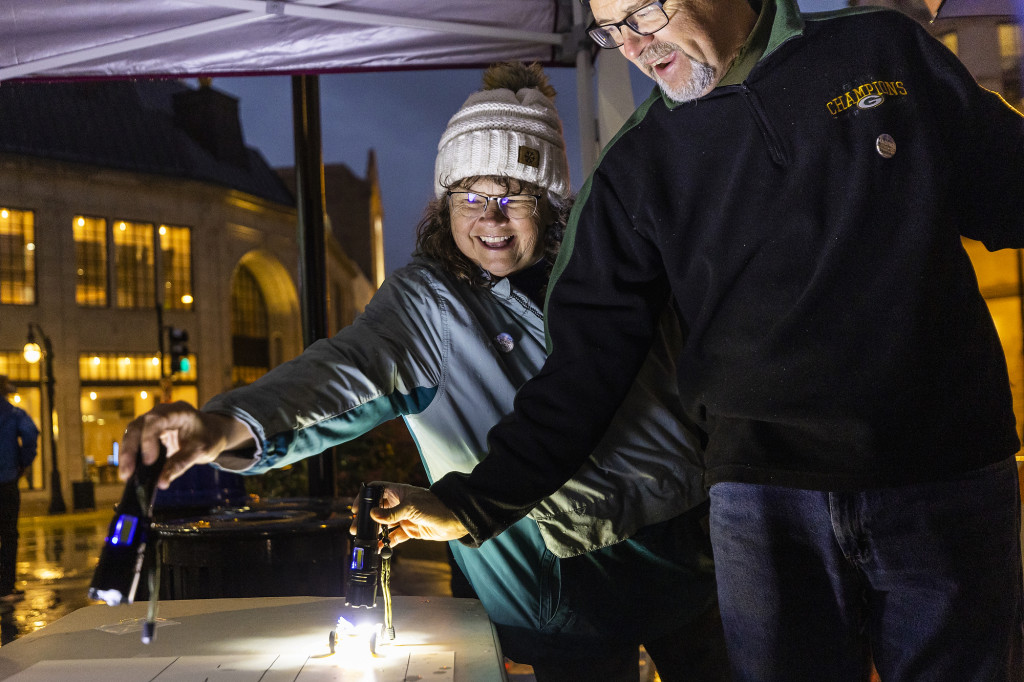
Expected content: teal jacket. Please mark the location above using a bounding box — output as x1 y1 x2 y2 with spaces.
205 257 713 660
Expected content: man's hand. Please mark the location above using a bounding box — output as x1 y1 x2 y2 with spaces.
364 482 468 546
119 401 253 489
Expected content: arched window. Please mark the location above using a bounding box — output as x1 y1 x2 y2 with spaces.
231 264 270 386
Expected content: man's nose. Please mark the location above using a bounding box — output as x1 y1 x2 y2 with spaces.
621 30 651 61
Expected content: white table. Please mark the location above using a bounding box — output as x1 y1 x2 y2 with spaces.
0 596 508 681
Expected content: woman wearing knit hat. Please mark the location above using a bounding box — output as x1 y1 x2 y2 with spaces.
121 62 727 681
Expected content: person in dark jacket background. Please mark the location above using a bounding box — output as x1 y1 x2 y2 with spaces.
357 1 1024 680
0 376 37 603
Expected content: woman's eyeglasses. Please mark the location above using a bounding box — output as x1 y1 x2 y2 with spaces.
446 192 541 219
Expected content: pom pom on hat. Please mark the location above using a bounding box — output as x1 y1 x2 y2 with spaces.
434 62 570 199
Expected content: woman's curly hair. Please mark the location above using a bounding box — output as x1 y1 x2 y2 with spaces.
413 175 573 289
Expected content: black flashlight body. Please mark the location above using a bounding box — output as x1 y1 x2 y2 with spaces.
88 446 164 606
345 484 383 608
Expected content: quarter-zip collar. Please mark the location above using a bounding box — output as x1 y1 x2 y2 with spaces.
719 0 775 87
662 0 805 110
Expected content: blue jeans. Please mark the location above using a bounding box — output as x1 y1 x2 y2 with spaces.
710 458 1024 681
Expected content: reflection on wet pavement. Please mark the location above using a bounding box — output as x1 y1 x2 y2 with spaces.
1 510 109 645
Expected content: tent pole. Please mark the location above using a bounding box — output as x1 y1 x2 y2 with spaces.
573 4 635 177
574 2 599 174
596 50 634 146
292 74 336 500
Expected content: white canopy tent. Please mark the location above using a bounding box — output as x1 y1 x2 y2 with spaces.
1 0 575 79
0 0 637 168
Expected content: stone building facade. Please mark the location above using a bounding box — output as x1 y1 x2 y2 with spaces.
0 79 377 509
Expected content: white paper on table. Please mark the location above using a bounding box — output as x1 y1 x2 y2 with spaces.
95 617 180 635
4 651 456 681
4 657 178 681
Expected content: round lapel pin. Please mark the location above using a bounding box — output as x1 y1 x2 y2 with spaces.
495 333 514 353
876 134 896 159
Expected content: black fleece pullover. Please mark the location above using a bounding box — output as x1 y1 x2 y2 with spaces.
433 3 1024 544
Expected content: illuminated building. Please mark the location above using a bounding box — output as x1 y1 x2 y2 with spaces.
0 80 377 508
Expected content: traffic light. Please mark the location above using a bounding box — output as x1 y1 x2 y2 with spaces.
168 327 191 374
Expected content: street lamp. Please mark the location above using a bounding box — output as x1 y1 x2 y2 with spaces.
23 323 67 514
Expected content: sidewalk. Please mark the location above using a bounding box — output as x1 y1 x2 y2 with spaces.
19 482 122 519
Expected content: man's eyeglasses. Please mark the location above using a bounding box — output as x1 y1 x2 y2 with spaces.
587 1 670 49
446 191 541 220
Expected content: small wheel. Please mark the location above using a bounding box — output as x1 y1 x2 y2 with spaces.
369 622 390 656
328 629 337 654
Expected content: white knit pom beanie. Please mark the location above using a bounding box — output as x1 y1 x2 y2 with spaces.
434 62 570 199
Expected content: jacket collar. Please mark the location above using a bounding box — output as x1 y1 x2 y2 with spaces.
731 0 805 76
662 0 805 108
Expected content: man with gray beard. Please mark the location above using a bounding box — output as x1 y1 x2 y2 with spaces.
370 1 1024 678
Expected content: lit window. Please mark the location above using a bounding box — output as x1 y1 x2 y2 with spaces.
999 23 1023 111
79 383 197 472
114 220 155 309
231 264 270 386
74 215 108 307
999 23 1022 59
939 31 958 56
160 225 193 311
80 352 196 382
0 207 36 305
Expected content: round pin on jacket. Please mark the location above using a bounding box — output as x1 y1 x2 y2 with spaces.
876 134 896 158
495 333 514 353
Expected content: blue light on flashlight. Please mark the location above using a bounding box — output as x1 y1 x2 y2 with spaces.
351 547 365 571
110 515 139 546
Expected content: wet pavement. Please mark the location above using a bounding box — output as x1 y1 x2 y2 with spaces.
1 509 109 645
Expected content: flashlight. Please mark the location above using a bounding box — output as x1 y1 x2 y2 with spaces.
345 483 383 608
89 444 164 642
330 483 395 656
